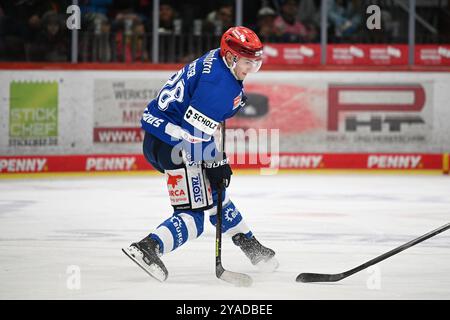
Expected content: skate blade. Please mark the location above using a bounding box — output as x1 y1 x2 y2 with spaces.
122 247 167 282
255 257 279 273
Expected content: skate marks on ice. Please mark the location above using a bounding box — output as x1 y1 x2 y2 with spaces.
0 200 37 216
0 175 449 299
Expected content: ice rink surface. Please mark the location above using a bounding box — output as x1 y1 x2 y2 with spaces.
0 173 449 300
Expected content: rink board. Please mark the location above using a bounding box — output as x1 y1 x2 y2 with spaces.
0 153 447 177
1 65 449 176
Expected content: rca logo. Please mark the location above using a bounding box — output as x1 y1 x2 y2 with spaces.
167 174 186 197
166 171 188 202
167 173 183 188
169 189 186 197
328 84 426 132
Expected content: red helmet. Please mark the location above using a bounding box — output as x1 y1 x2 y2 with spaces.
220 26 263 60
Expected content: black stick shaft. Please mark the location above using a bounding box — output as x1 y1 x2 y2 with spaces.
215 183 224 277
297 222 450 283
344 222 450 277
215 122 226 278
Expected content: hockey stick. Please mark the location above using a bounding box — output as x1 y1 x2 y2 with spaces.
296 222 450 283
215 121 253 287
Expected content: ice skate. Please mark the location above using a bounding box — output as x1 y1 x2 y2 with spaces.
232 233 279 272
122 236 168 282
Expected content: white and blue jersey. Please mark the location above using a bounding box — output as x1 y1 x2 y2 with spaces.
141 48 245 162
140 49 256 255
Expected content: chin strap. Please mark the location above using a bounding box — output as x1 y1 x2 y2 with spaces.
222 55 239 80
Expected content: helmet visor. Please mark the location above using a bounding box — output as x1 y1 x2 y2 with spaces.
236 57 263 73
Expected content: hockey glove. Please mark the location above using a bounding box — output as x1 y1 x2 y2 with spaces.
204 152 232 189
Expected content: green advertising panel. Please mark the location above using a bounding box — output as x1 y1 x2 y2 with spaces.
9 81 58 146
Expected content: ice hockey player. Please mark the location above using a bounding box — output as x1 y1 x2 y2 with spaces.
122 26 278 282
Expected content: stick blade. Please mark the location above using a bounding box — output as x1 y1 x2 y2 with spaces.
296 272 344 283
219 270 253 287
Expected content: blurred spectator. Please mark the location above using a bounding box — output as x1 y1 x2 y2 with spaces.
143 0 180 35
108 0 147 61
297 0 319 24
297 0 320 34
114 16 148 62
327 0 362 39
110 0 143 32
203 1 234 36
0 4 25 61
80 12 112 62
133 0 153 24
256 7 278 42
0 0 55 60
159 1 178 34
273 0 317 42
242 0 262 31
80 0 113 16
28 11 68 61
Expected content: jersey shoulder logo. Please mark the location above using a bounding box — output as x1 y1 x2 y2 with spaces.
233 92 243 109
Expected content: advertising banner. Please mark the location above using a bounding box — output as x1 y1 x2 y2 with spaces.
228 80 435 153
327 44 408 65
1 69 449 166
0 153 444 175
262 44 321 65
93 79 161 143
415 45 450 66
9 81 58 147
